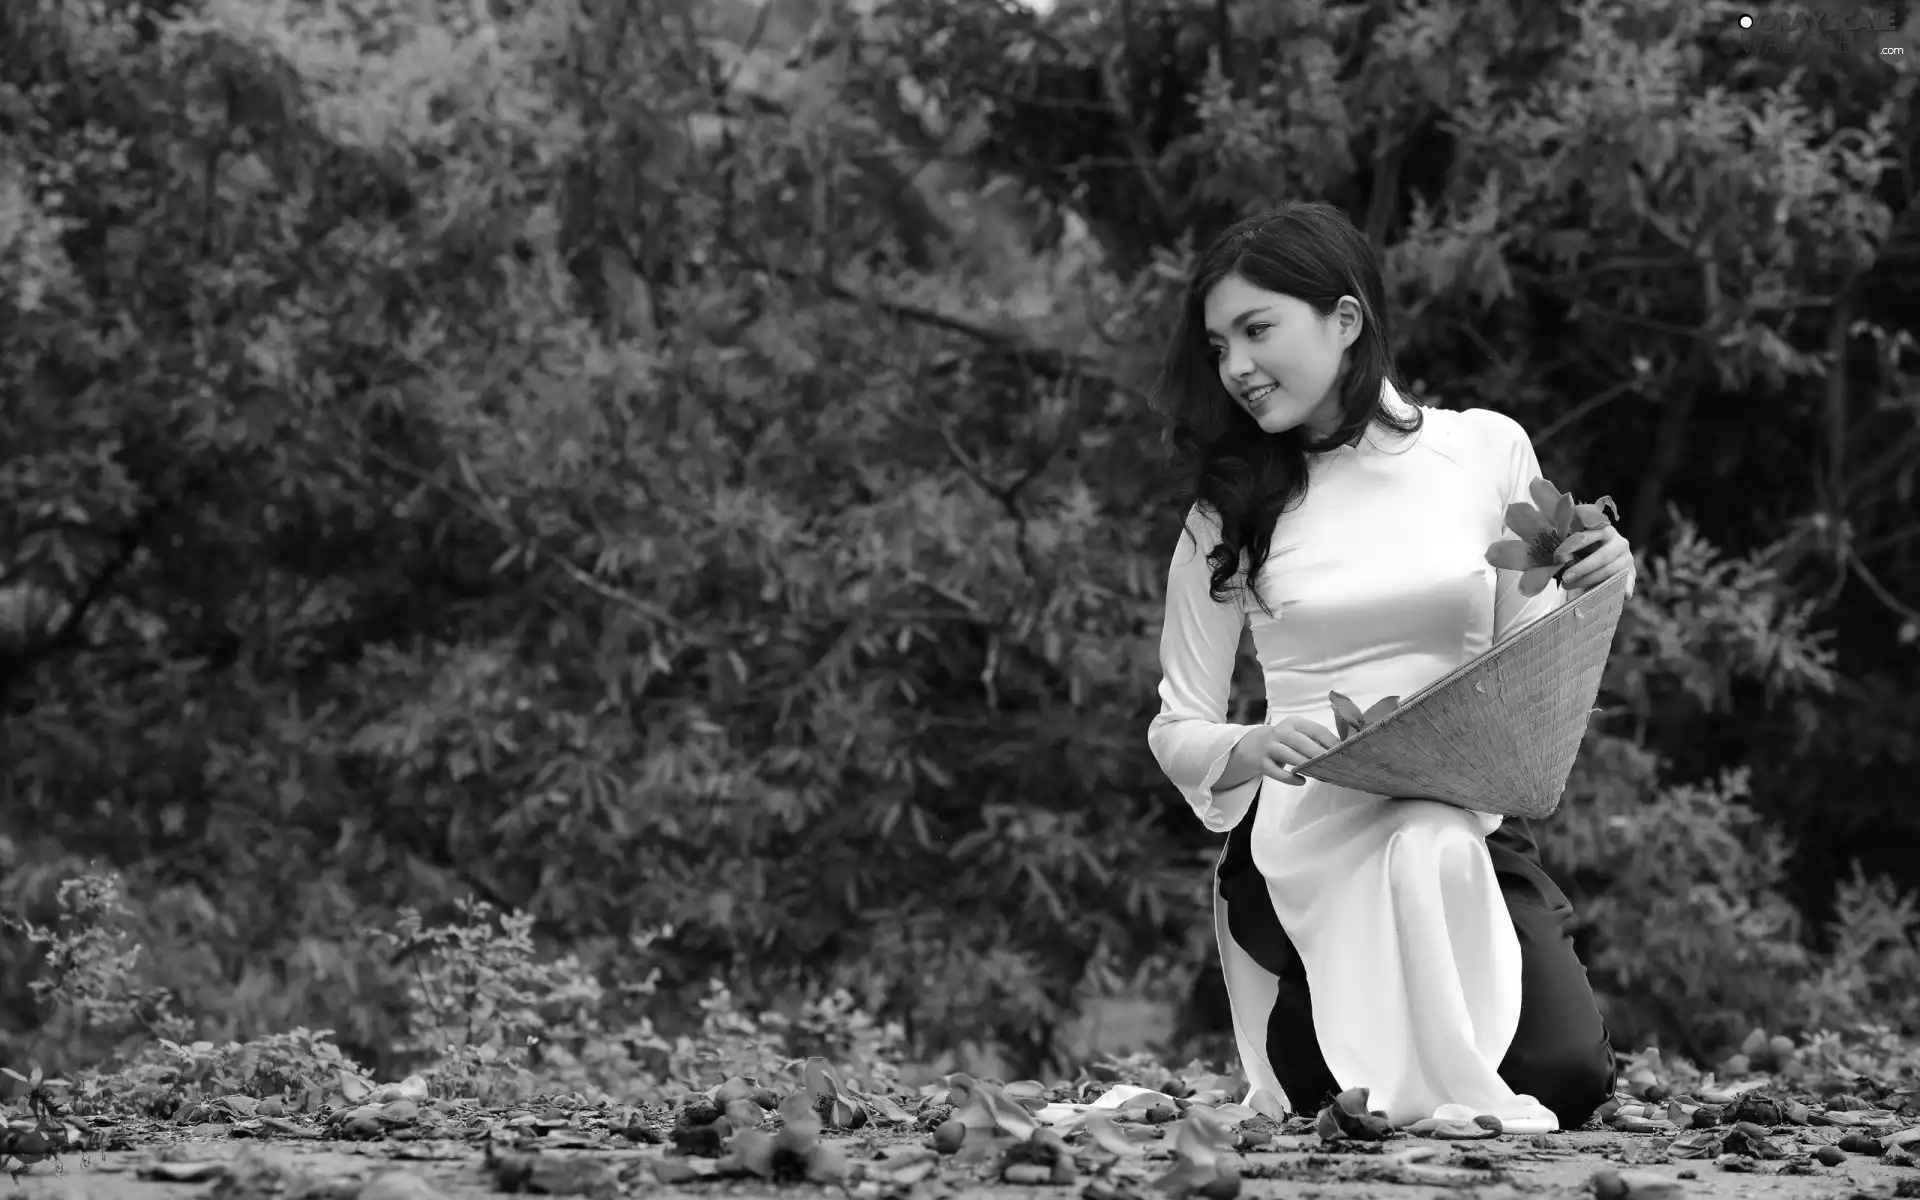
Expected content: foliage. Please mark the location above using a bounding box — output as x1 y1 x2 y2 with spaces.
0 870 188 1049
1 0 1916 1079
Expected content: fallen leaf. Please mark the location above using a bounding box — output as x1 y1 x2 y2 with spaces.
1883 1127 1920 1152
1589 1167 1685 1199
1081 1112 1143 1157
713 1077 758 1106
1313 1088 1392 1142
356 1170 451 1200
931 1118 966 1154
775 1090 823 1153
721 1128 778 1178
852 1087 915 1125
947 1073 1038 1141
137 1162 230 1183
1153 1107 1239 1198
1668 1129 1724 1159
804 1142 847 1183
1404 1117 1497 1140
803 1058 865 1129
865 1146 940 1185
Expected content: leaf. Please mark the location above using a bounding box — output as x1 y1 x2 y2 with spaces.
1404 1117 1496 1139
1080 1111 1143 1157
1590 1167 1685 1199
722 1128 778 1177
865 1147 940 1185
1883 1127 1920 1152
337 1071 372 1103
1152 1107 1238 1198
946 1073 1037 1141
802 1058 863 1129
1314 1088 1392 1142
850 1086 913 1125
1667 1129 1723 1158
774 1089 823 1152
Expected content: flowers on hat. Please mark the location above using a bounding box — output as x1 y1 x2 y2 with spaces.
1485 479 1619 597
1330 689 1399 740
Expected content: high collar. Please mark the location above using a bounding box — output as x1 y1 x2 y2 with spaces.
1314 380 1420 460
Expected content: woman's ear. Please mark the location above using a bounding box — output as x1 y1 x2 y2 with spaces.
1329 296 1365 350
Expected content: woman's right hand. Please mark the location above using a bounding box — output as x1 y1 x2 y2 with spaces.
1226 718 1345 787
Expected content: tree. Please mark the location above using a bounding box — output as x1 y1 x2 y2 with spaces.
2 0 1915 1074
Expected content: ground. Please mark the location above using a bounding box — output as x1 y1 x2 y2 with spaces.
5 1125 1915 1200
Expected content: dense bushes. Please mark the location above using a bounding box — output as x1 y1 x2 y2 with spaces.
2 0 1917 1077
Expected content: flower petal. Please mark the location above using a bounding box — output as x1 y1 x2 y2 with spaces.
1486 539 1543 571
1528 477 1564 514
1572 503 1611 531
1518 565 1560 597
1551 492 1575 538
1505 502 1554 543
1329 690 1364 738
1363 695 1401 723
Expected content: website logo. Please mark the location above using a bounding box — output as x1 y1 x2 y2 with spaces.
1731 6 1911 66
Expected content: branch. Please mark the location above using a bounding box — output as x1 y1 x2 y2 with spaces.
1535 378 1641 447
1625 259 1722 548
1817 281 1857 530
1362 135 1410 258
811 270 1148 398
905 365 1040 579
0 461 222 696
1097 1 1175 231
1839 409 1920 503
1843 546 1920 630
351 432 705 652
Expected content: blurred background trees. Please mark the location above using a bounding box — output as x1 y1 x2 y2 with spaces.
2 0 1916 1078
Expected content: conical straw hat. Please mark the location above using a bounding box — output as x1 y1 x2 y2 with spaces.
1292 569 1631 819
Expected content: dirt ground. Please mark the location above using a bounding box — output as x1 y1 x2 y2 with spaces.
4 1127 1914 1200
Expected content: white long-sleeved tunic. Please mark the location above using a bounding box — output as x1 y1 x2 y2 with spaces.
1149 387 1567 1132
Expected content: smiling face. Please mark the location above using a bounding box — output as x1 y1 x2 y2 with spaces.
1202 274 1363 439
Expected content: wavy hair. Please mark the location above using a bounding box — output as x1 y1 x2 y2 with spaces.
1153 202 1420 614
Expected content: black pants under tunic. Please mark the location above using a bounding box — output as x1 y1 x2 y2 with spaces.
1217 794 1615 1129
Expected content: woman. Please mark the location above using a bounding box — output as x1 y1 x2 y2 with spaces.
1147 202 1634 1135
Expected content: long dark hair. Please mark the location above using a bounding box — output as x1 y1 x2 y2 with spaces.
1153 202 1420 614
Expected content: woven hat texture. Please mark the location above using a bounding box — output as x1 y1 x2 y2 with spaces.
1292 569 1631 819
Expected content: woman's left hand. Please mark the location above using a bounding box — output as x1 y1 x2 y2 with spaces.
1556 524 1636 597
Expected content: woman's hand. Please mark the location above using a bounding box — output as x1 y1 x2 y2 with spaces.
1556 523 1636 597
1226 718 1345 787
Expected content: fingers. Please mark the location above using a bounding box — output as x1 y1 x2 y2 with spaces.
1561 540 1628 592
1259 721 1344 785
1254 717 1369 787
1291 718 1343 752
1260 744 1308 785
1555 528 1610 564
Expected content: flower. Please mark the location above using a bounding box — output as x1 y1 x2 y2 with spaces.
1330 690 1399 740
1484 478 1619 597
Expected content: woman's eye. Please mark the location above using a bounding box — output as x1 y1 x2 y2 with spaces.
1245 322 1272 339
